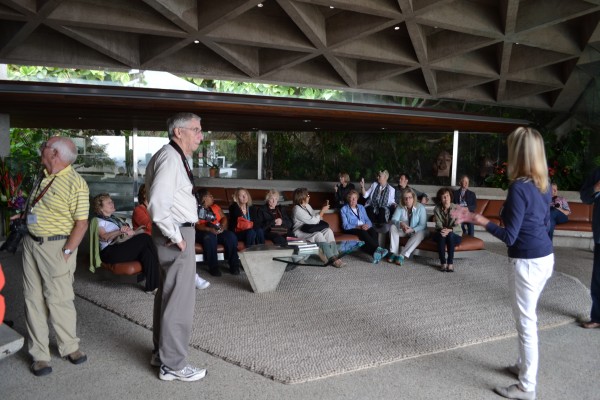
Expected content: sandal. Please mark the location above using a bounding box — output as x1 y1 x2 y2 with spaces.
395 254 404 266
332 259 347 268
447 264 454 272
440 264 448 272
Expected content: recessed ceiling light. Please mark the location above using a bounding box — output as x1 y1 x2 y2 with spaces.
193 40 199 44
303 119 311 123
330 6 334 9
394 26 400 30
257 2 263 7
381 127 386 130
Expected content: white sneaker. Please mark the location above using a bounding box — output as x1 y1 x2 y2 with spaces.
494 384 535 400
159 364 207 382
195 273 210 290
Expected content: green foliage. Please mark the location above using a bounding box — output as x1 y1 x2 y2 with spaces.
544 126 592 190
483 127 594 191
8 65 135 85
182 78 345 101
268 131 455 183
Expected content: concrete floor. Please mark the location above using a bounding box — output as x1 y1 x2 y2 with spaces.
0 244 598 400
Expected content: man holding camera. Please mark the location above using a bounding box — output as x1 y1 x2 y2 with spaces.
22 136 89 376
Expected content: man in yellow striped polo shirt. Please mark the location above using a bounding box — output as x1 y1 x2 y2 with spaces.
23 136 89 377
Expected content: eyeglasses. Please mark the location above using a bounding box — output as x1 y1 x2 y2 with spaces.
179 126 202 134
38 141 52 155
403 196 413 200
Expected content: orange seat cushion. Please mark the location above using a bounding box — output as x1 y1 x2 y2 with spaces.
102 261 142 276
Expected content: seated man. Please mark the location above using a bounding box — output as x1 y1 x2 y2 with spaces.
394 172 429 205
453 175 477 236
549 183 570 240
359 170 395 226
195 189 241 276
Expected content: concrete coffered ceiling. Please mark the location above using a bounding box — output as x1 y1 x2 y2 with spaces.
0 0 599 114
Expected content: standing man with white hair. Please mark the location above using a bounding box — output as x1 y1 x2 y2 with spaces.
23 136 89 376
146 112 207 382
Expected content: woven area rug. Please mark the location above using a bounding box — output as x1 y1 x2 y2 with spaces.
74 251 591 384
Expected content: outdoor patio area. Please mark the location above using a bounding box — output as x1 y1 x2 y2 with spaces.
0 243 598 400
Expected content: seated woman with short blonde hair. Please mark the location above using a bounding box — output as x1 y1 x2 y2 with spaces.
256 189 293 246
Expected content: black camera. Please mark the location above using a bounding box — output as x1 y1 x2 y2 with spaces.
1 218 28 254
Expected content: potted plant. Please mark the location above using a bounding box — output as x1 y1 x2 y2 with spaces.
207 161 219 178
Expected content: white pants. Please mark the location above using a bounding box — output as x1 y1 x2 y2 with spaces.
389 225 427 258
509 254 554 392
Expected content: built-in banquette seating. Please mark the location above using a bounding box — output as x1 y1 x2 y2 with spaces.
194 187 593 262
476 198 592 232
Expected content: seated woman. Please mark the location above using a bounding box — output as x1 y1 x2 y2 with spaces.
133 184 209 289
92 193 159 293
196 189 241 277
291 187 345 268
132 184 152 235
340 189 388 263
256 189 293 246
387 187 428 266
334 172 355 208
359 170 395 226
432 187 462 272
228 188 265 247
549 182 570 240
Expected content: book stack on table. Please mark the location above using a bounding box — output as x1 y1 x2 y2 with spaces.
287 240 319 254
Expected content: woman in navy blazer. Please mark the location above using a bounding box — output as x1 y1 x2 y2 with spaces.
453 127 553 400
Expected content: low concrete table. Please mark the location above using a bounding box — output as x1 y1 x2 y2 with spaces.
0 323 24 360
238 245 294 293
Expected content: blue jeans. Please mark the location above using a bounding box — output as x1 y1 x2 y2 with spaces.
461 222 474 236
235 227 265 246
195 230 240 273
591 244 600 323
432 231 462 264
548 208 568 239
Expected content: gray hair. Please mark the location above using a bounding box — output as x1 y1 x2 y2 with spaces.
167 112 201 140
50 137 78 164
265 189 280 202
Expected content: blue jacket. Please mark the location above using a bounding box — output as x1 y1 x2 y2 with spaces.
486 179 553 259
580 167 600 244
391 203 427 232
340 204 372 231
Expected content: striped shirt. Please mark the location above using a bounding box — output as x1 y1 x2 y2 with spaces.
27 165 89 236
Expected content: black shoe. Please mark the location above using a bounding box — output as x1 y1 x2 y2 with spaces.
230 264 241 275
209 268 222 277
30 361 52 376
65 350 88 365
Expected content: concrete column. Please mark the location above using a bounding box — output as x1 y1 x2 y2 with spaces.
451 130 459 186
257 130 266 180
0 114 9 158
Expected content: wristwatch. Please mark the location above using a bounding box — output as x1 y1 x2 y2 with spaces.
63 248 72 255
